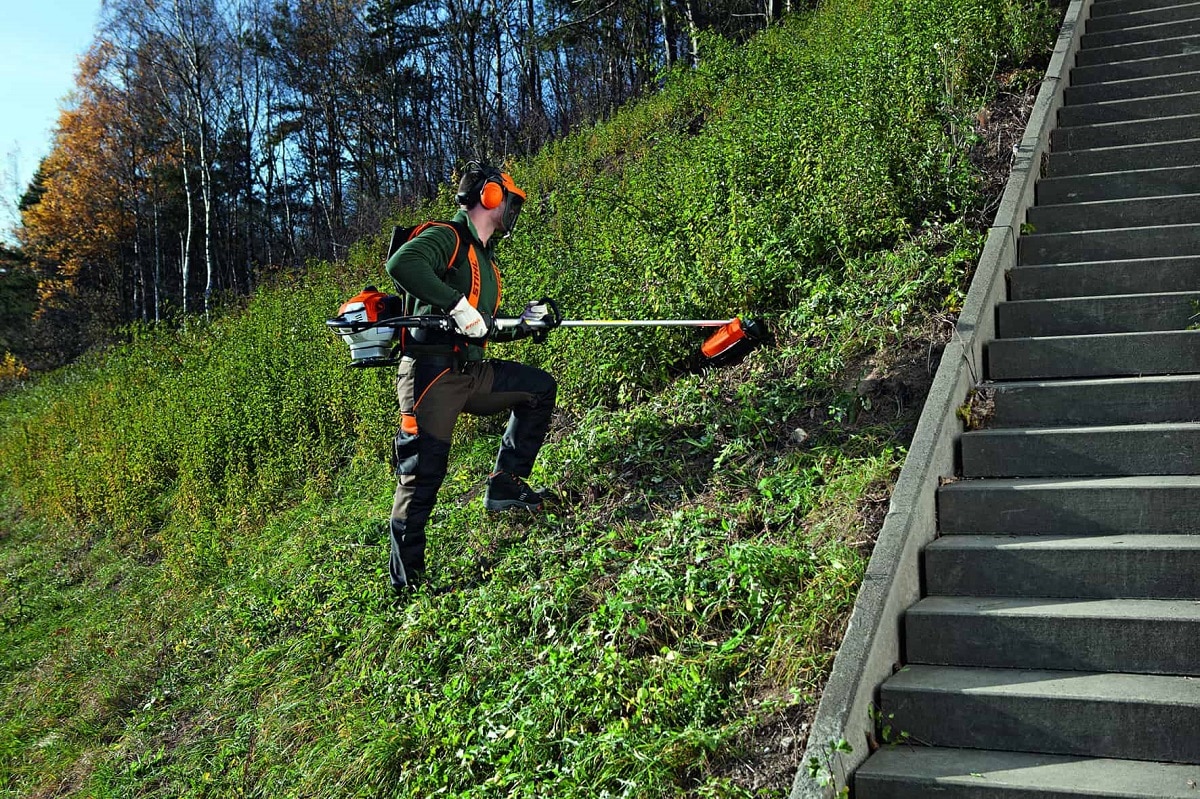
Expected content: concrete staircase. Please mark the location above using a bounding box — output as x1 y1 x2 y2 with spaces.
853 0 1200 794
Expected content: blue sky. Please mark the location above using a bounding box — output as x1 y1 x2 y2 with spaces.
1 0 102 234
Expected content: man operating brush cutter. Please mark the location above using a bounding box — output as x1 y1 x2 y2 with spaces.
329 163 769 594
379 161 563 595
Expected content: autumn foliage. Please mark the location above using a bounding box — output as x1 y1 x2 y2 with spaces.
18 44 141 361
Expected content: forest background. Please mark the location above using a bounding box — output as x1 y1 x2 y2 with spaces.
3 0 781 373
0 0 1060 795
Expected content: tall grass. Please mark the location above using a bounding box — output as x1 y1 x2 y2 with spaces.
0 0 1059 795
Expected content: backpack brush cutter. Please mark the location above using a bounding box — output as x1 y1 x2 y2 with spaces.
328 287 768 368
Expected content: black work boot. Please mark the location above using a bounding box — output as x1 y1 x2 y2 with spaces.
484 471 546 512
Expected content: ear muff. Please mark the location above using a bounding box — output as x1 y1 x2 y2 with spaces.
479 178 505 210
456 164 525 210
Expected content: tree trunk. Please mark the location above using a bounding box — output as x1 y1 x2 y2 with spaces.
659 0 673 69
180 131 192 316
684 0 700 66
197 101 214 317
153 196 161 323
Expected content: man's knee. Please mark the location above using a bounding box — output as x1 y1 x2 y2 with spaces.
394 430 453 478
391 434 452 534
532 369 557 405
492 360 556 400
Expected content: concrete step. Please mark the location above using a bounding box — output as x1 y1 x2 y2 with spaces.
961 421 1200 477
925 534 1200 598
988 330 1200 380
1088 2 1200 34
986 374 1200 427
856 746 1200 798
1065 70 1200 103
1018 223 1200 264
1057 93 1200 128
1046 138 1200 177
996 291 1200 336
1026 194 1200 234
906 596 1200 674
1093 0 1200 17
937 475 1200 534
1008 255 1200 299
1070 52 1200 84
1053 112 1200 150
1036 165 1200 204
881 665 1200 761
1082 17 1200 49
1076 34 1200 68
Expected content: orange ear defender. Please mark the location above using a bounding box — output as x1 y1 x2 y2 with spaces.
479 178 505 209
479 172 525 210
456 161 528 210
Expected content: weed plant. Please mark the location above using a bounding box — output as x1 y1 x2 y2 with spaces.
0 0 1059 795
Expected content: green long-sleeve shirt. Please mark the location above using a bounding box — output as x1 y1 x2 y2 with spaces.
386 210 515 361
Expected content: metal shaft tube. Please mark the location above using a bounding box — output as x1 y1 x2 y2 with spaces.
494 318 735 330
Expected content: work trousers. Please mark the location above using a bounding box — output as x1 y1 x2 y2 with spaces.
389 355 557 589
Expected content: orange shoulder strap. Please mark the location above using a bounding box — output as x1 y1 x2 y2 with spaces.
466 245 482 309
406 221 464 274
491 257 502 315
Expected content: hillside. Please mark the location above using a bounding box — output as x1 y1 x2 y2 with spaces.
0 0 1060 796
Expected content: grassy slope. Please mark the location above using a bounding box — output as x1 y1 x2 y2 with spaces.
0 1 1058 796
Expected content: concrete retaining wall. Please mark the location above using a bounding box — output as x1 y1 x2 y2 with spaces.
788 1 1095 794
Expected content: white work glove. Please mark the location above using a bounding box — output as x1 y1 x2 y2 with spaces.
519 301 553 326
516 297 562 343
450 295 489 339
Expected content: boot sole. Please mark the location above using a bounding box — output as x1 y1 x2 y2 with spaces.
484 498 543 512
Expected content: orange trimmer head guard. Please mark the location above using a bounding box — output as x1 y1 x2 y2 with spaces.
700 317 769 366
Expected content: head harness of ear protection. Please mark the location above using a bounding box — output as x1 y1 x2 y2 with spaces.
456 162 527 235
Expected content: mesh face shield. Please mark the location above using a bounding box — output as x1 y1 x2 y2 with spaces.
496 171 526 236
499 192 524 236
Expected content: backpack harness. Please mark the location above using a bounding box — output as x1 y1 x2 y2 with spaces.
386 219 502 355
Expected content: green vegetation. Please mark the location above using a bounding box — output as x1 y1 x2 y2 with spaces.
0 0 1059 795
